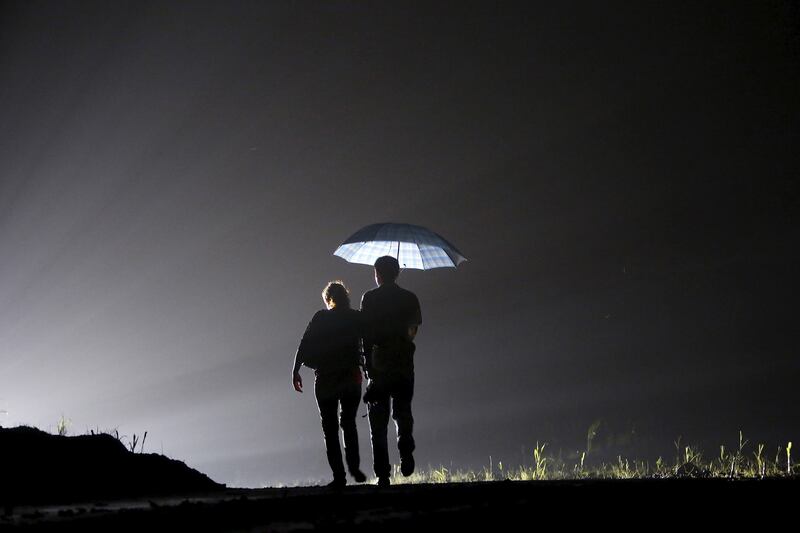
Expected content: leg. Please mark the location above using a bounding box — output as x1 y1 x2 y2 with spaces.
391 377 415 475
315 382 345 482
367 384 392 480
339 382 363 478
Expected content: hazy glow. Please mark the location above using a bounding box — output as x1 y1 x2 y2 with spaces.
0 2 795 487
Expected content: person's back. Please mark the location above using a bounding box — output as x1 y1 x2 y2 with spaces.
303 307 363 377
361 282 421 378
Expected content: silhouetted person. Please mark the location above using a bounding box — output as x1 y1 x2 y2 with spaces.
292 281 367 487
360 256 422 487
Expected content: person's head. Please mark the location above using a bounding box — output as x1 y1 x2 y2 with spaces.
322 280 351 310
373 255 400 286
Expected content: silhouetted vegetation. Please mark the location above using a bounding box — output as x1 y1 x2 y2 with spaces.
0 425 223 506
390 432 795 485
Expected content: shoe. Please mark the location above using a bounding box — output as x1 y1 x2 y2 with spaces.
377 476 390 488
400 454 415 477
350 469 367 483
327 477 346 489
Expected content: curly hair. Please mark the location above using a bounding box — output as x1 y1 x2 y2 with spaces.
322 280 351 309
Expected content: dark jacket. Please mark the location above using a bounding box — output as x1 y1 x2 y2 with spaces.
360 282 422 378
293 307 364 377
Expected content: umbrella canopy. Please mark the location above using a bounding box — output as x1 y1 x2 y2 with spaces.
333 222 467 270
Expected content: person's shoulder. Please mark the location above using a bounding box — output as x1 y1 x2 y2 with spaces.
399 285 417 296
303 309 327 332
396 284 419 300
361 287 379 302
399 286 421 313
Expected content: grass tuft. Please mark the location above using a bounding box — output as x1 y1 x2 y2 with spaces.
389 431 796 485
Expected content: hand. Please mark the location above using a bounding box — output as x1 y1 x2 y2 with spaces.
292 372 303 393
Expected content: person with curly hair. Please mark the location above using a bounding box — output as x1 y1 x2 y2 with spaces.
292 280 367 487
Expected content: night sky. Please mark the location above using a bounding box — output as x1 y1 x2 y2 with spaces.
1 1 797 486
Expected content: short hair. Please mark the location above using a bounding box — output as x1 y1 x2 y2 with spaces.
374 256 400 282
322 280 351 309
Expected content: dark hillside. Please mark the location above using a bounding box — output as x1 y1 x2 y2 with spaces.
0 426 223 505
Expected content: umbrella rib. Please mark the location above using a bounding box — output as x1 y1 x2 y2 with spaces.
410 227 427 270
350 241 372 264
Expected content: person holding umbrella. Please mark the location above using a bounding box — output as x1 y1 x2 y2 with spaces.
292 281 368 487
332 222 466 487
360 256 422 487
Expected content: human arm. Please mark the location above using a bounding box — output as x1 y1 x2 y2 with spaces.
292 349 303 393
408 293 422 340
359 292 374 379
292 311 322 393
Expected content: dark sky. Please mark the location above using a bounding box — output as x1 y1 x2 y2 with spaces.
0 0 797 486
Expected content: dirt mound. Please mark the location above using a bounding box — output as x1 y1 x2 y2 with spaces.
0 426 224 505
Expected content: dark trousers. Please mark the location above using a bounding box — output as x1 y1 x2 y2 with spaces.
314 376 362 480
367 375 415 479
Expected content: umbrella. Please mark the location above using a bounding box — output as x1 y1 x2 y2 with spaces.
333 222 467 270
